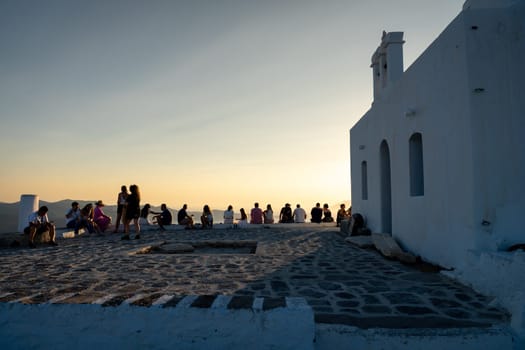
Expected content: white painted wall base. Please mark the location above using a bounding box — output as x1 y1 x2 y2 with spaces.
315 324 519 350
0 298 314 350
443 250 525 339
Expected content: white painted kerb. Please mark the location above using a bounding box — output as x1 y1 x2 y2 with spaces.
0 297 315 350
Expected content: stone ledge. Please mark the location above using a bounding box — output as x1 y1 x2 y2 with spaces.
345 233 417 264
0 231 52 248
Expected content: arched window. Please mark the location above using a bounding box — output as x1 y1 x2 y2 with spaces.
409 133 424 196
361 161 368 200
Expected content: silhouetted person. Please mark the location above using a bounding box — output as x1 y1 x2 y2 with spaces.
310 203 323 223
152 203 172 231
279 203 293 223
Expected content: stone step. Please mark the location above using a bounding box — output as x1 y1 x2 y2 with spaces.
372 233 417 264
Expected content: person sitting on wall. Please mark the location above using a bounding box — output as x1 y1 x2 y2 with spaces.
250 202 263 224
75 203 100 235
65 201 81 229
223 205 234 225
24 205 57 248
177 204 194 229
322 203 334 223
200 204 213 229
336 203 350 227
263 204 274 224
310 203 323 223
94 200 112 232
236 208 248 228
293 204 306 223
151 203 172 231
279 203 293 223
139 204 153 226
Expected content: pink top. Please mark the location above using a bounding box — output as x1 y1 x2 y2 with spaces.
94 206 105 220
250 207 263 224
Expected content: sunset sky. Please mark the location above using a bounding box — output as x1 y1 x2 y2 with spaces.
0 0 461 212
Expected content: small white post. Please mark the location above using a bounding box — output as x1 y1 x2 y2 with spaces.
18 194 38 232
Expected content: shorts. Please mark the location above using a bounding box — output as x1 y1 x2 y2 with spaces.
117 204 125 214
23 225 49 235
179 217 192 225
125 209 139 220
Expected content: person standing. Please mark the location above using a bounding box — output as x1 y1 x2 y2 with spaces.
250 202 263 224
113 185 128 233
122 184 141 240
310 203 323 223
25 206 57 248
293 204 306 223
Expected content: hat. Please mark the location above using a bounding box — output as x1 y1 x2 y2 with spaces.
95 200 105 206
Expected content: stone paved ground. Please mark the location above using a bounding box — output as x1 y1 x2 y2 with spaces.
0 226 509 329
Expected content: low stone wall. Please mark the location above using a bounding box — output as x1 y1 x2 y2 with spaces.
0 231 51 248
0 295 314 350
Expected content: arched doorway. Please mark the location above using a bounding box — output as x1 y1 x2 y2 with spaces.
380 140 392 234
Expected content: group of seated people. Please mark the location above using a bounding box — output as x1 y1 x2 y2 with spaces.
138 203 172 231
65 200 112 235
64 201 352 233
278 202 351 226
23 200 351 248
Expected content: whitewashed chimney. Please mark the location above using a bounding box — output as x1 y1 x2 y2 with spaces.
371 31 405 101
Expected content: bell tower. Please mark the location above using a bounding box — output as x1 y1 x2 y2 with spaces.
370 31 405 101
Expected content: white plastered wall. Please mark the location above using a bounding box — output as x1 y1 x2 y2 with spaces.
350 1 524 269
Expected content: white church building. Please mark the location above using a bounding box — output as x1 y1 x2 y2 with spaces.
350 0 525 335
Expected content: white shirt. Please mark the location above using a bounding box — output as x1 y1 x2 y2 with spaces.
65 208 80 225
293 207 306 223
264 209 274 223
28 211 49 225
223 209 234 225
118 192 128 205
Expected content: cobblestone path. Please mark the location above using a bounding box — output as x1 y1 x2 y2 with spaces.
0 226 509 329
